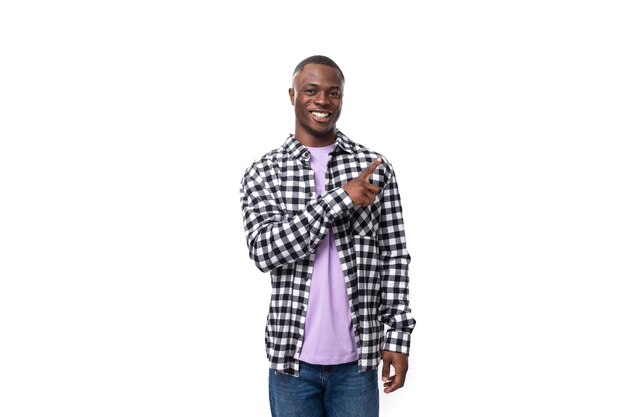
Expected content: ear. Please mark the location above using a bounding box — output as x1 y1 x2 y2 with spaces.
288 88 295 105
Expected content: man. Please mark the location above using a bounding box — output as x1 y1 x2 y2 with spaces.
240 55 415 417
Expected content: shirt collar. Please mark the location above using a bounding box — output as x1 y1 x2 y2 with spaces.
334 131 356 154
284 130 355 162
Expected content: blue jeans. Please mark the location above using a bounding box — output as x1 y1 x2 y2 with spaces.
269 361 379 417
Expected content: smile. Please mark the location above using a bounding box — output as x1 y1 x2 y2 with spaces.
311 111 330 120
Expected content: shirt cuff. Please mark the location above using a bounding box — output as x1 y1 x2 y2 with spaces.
323 187 353 219
382 330 411 356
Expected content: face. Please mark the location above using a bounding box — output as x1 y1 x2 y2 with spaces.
289 64 344 143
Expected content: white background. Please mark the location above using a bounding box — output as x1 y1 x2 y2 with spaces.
1 1 625 416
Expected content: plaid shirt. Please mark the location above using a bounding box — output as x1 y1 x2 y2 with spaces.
240 131 415 376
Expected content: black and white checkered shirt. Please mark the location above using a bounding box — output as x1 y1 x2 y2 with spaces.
240 131 415 376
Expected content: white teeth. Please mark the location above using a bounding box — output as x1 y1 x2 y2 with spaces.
312 112 329 118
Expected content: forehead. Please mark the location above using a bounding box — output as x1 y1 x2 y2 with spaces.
294 64 344 88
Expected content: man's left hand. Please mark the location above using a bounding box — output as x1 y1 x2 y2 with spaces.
381 351 409 394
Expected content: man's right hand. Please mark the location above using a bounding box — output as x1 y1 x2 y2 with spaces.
342 158 382 207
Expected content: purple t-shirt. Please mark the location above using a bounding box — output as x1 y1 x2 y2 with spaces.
297 143 358 365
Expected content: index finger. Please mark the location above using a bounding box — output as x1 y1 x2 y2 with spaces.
384 366 407 394
360 158 382 180
384 375 401 394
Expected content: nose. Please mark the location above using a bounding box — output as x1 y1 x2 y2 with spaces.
314 91 329 106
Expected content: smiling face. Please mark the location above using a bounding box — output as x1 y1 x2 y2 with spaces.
289 63 344 147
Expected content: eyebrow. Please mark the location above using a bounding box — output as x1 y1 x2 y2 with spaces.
300 83 342 90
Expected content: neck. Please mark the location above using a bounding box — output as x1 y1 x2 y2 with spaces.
294 128 337 147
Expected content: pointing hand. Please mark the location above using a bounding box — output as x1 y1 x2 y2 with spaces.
342 158 382 207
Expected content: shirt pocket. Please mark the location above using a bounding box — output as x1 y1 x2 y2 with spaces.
350 202 381 236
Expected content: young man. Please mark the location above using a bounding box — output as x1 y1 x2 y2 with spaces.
240 55 415 417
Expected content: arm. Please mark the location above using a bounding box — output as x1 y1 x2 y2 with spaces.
240 159 383 273
240 164 352 273
377 163 416 393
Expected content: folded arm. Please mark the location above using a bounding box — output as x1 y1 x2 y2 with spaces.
240 165 352 273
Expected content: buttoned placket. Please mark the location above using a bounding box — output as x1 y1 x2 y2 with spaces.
292 149 316 363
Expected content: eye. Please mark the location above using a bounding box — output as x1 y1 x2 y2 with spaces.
330 91 341 97
305 89 317 95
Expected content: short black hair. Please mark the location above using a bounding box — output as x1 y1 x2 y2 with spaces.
293 55 345 81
